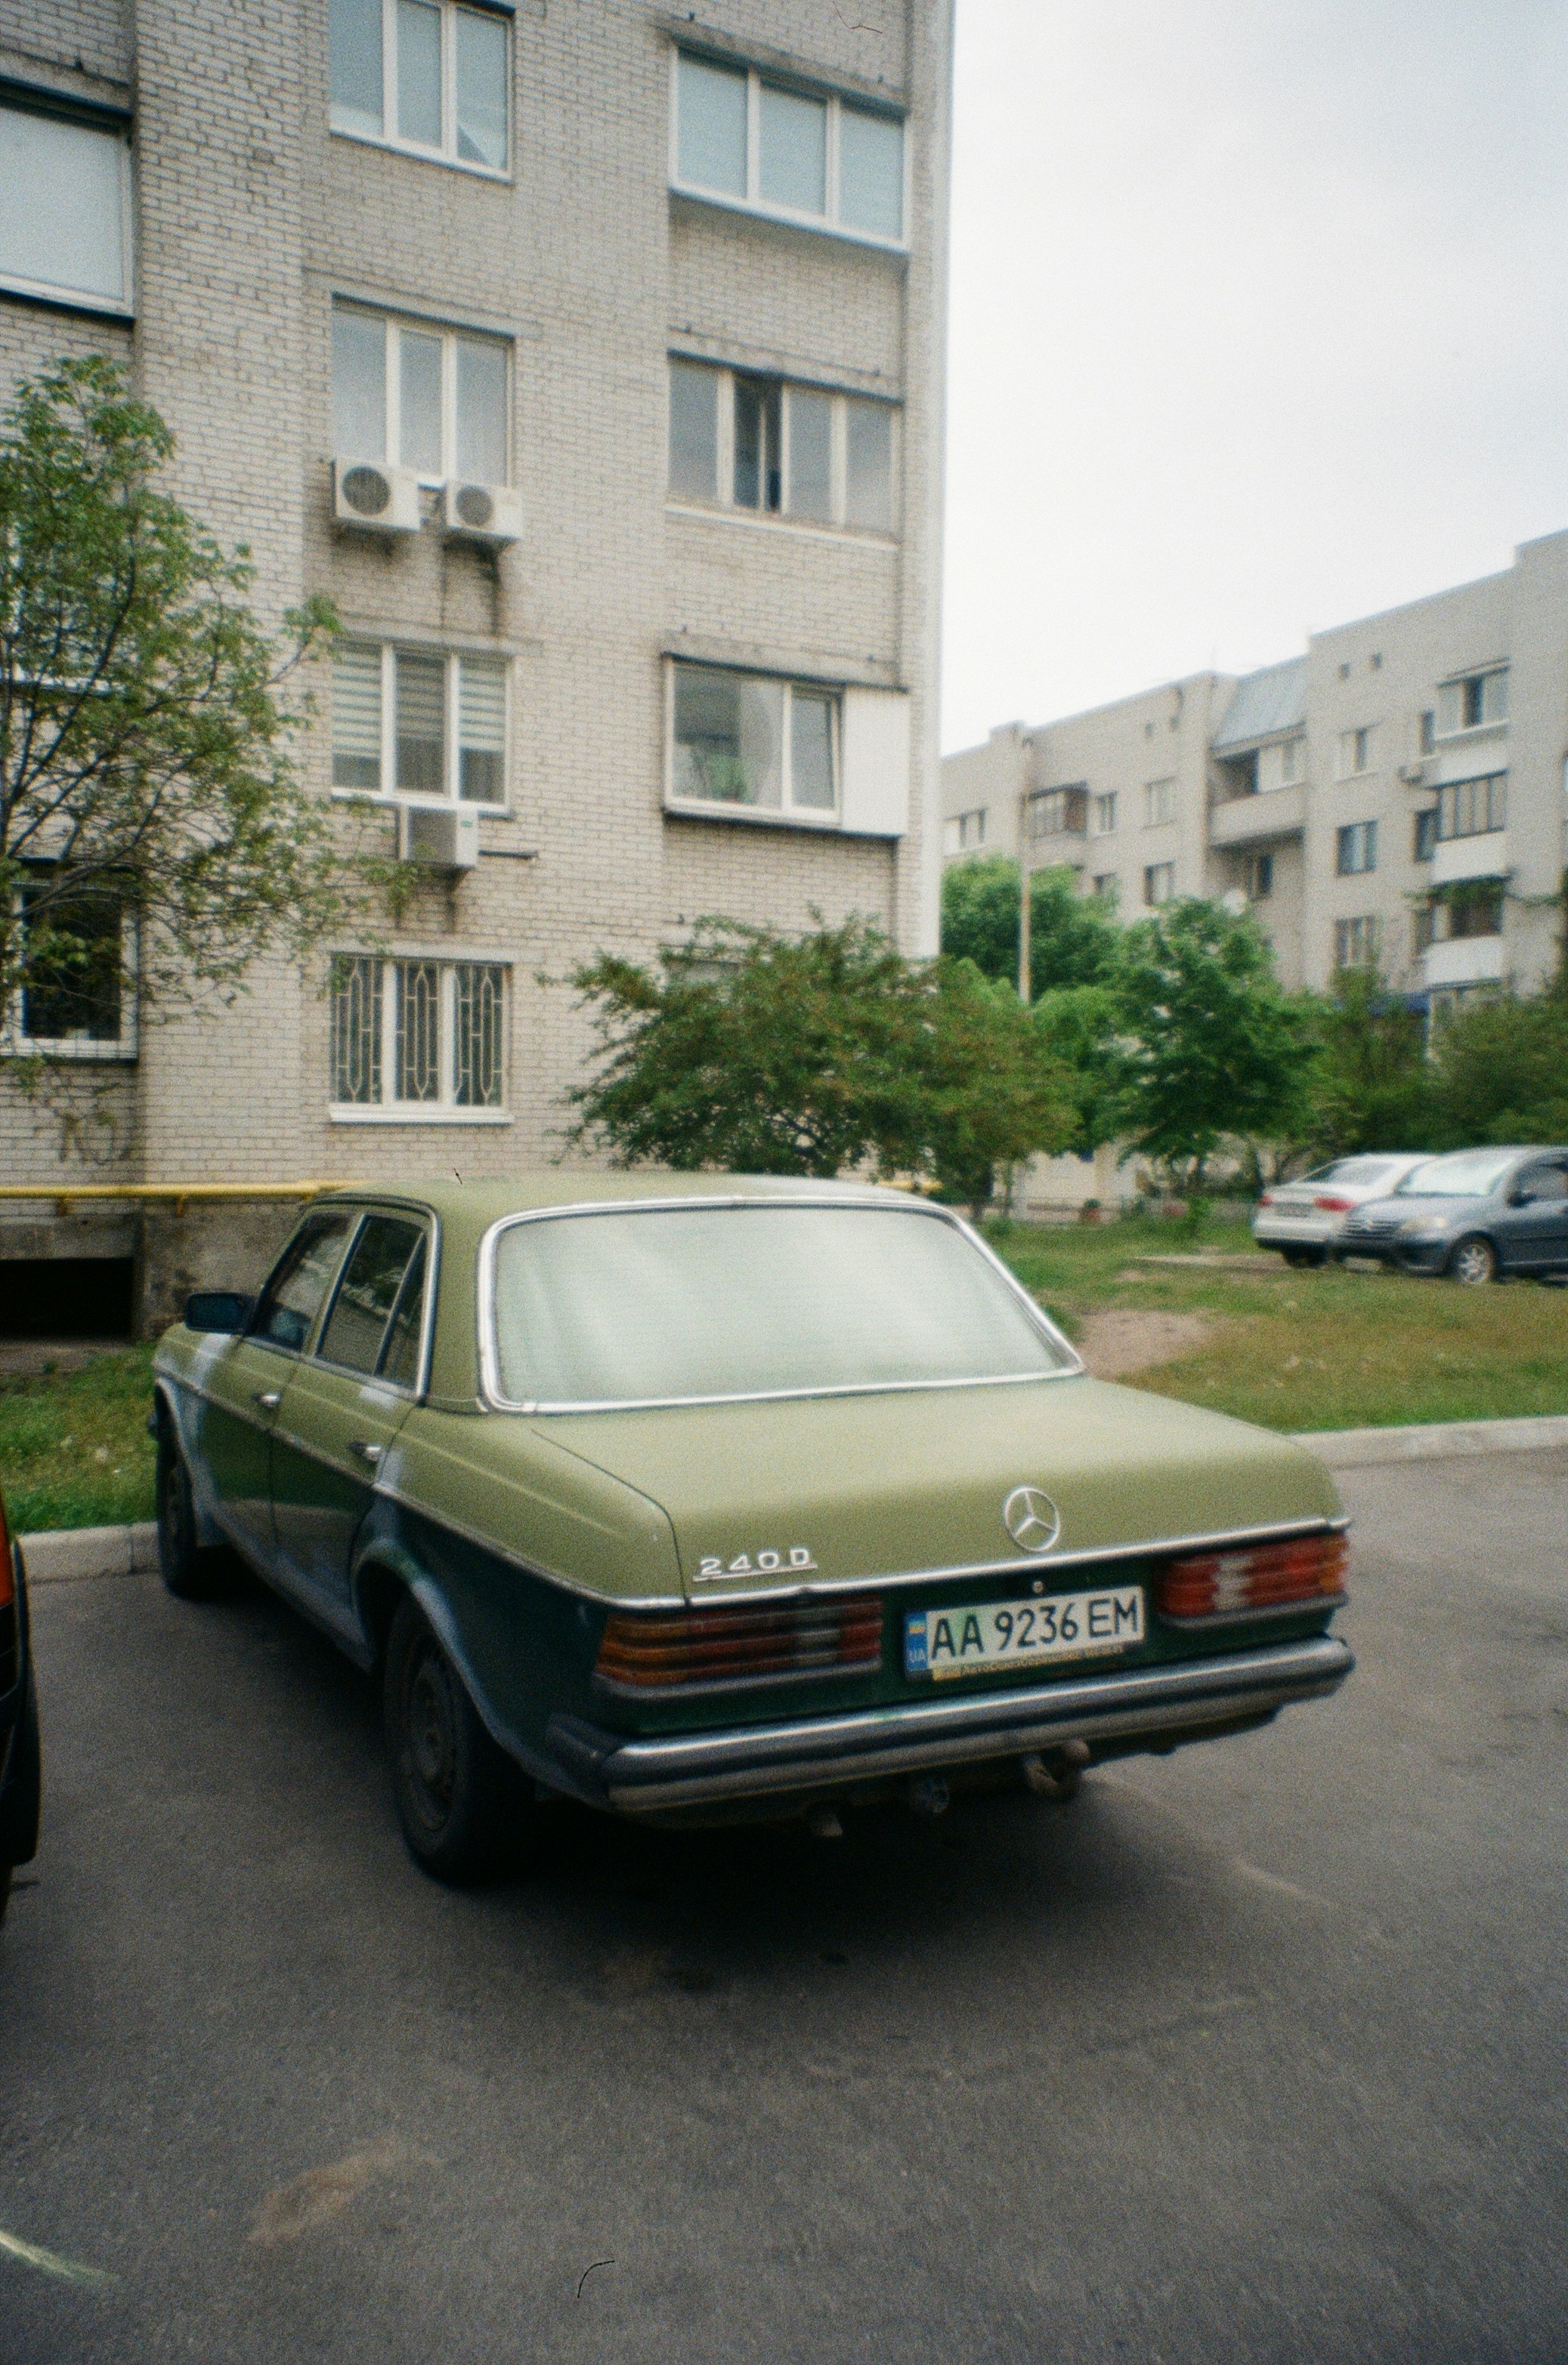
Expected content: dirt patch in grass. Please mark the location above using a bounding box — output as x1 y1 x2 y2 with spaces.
0 1345 156 1534
1075 1309 1215 1379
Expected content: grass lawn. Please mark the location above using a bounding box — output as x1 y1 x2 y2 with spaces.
990 1214 1568 1433
4 1216 1566 1532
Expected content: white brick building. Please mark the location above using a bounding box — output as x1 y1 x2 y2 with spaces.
943 534 1568 1006
0 0 953 1323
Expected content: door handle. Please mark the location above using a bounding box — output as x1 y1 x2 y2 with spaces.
348 1439 383 1465
255 1390 282 1411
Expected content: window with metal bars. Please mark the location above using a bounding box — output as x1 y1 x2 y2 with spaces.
329 956 507 1116
331 643 508 806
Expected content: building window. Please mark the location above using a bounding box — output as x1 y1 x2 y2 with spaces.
1027 785 1088 840
5 873 134 1059
332 305 509 483
1333 915 1381 970
1336 820 1378 876
1337 726 1376 778
668 360 896 534
1143 862 1176 907
1436 667 1508 736
1090 792 1117 836
673 52 905 245
1143 778 1176 827
1257 736 1304 791
332 644 508 805
670 664 837 820
1246 852 1274 900
942 808 987 856
1092 873 1119 901
329 0 509 172
1420 709 1436 753
1414 808 1439 861
1436 773 1507 840
329 955 506 1116
0 97 133 314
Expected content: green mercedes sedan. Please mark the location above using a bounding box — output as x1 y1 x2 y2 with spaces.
151 1179 1352 1881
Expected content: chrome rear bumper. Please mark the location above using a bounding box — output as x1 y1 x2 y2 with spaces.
547 1633 1353 1813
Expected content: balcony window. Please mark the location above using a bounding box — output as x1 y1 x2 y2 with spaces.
1027 785 1088 840
673 51 905 246
329 955 507 1116
669 359 896 534
332 643 509 806
329 0 509 173
671 665 837 819
1436 667 1508 736
1247 852 1274 900
332 305 509 482
1336 820 1378 876
1414 808 1439 861
1436 773 1507 840
1257 735 1304 792
0 97 133 314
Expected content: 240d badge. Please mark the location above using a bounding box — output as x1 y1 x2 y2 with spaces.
694 1547 818 1581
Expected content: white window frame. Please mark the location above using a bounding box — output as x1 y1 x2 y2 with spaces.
670 51 909 252
1337 725 1376 779
2 886 138 1062
330 641 511 812
664 661 842 830
1435 666 1508 738
328 954 511 1124
1090 792 1117 836
1333 914 1381 970
1335 819 1378 877
0 95 135 317
332 305 511 484
1143 861 1176 907
1143 779 1176 828
667 358 899 539
329 0 512 179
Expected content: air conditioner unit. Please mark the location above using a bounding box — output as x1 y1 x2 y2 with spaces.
333 459 421 534
441 480 523 546
397 804 480 870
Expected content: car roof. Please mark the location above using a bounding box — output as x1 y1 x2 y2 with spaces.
311 1172 920 1225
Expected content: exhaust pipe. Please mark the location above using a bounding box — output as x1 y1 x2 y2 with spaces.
1020 1741 1090 1801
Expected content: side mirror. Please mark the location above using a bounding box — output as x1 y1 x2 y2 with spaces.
1508 1188 1536 1208
184 1291 253 1334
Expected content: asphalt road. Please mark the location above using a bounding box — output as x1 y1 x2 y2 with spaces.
3 1450 1566 2365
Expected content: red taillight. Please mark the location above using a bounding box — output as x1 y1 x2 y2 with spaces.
0 1489 12 1612
595 1595 883 1693
1313 1194 1354 1213
1258 1191 1275 1207
1157 1532 1348 1622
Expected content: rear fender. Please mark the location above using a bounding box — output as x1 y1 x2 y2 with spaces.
349 1539 552 1787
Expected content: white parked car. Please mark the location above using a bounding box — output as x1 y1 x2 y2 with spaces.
1253 1155 1433 1267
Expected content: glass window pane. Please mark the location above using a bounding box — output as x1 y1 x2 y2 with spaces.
669 360 719 500
454 963 506 1106
379 1235 428 1385
0 110 126 303
332 309 387 459
252 1215 355 1353
673 666 782 808
787 386 832 520
458 656 506 802
329 0 383 135
838 105 903 239
18 880 122 1043
398 329 444 475
758 83 826 214
319 1216 425 1374
733 376 781 511
491 1206 1069 1408
844 397 892 530
332 645 384 789
396 0 443 144
394 651 447 793
454 337 506 482
676 54 747 196
454 7 507 168
331 957 382 1104
790 690 835 809
395 960 443 1101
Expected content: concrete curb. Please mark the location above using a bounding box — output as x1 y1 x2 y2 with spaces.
1290 1413 1568 1470
16 1409 1568 1576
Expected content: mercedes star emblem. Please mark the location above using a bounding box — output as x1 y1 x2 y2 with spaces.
1003 1486 1061 1553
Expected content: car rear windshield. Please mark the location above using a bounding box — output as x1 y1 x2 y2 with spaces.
488 1202 1073 1408
1395 1152 1517 1198
1316 1157 1407 1186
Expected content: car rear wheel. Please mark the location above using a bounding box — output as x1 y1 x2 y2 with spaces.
383 1596 534 1885
1281 1247 1326 1269
1448 1235 1498 1286
156 1431 232 1601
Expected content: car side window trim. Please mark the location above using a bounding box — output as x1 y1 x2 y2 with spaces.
246 1210 360 1359
310 1204 439 1396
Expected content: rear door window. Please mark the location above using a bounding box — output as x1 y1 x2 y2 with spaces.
250 1214 357 1353
317 1217 427 1377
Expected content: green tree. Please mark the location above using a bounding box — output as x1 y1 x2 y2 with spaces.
910 959 1078 1209
1301 968 1433 1157
0 357 351 1050
1428 991 1568 1145
1113 898 1313 1189
941 855 1122 997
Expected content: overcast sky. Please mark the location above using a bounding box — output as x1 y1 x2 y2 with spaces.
941 0 1568 751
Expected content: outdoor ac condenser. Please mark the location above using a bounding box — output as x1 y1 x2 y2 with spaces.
397 805 481 870
333 459 421 534
441 481 523 546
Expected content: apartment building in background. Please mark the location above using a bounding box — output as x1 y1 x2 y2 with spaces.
0 0 953 1327
943 533 1568 1006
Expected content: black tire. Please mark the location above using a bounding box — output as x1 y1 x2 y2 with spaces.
1447 1235 1498 1287
156 1430 232 1601
0 1666 42 1927
1281 1247 1326 1270
383 1596 533 1884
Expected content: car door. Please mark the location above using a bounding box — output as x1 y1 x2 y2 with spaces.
193 1210 358 1571
268 1212 431 1638
1498 1159 1568 1272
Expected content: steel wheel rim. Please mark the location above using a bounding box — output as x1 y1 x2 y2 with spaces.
407 1647 458 1824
